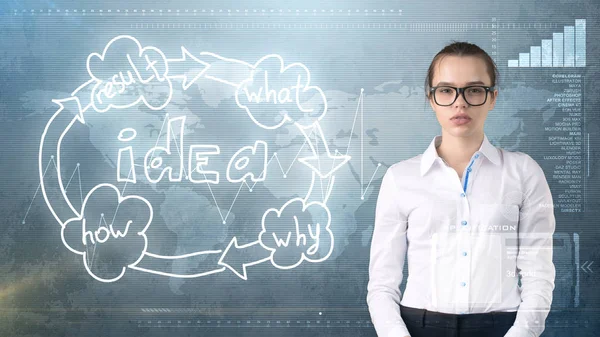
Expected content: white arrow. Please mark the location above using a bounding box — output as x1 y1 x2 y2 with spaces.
166 46 211 90
297 122 350 179
581 260 594 273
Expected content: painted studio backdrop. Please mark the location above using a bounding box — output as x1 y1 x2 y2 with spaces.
0 0 599 336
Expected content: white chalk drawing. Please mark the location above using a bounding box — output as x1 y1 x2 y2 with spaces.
117 128 137 183
39 35 350 282
234 54 328 130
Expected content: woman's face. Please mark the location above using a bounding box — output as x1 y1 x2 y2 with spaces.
428 55 498 138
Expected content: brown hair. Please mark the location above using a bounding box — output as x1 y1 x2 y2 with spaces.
425 40 499 99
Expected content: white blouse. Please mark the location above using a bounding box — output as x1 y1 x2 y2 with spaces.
367 133 556 337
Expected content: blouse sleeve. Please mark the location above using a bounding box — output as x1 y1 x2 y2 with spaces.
504 155 556 337
366 166 411 337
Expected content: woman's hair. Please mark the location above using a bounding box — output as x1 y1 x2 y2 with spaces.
425 40 499 99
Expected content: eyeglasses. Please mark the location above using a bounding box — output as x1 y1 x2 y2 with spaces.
429 85 496 106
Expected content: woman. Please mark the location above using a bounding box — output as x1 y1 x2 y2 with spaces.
366 41 556 337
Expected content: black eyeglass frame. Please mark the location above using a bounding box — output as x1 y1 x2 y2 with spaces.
429 85 496 106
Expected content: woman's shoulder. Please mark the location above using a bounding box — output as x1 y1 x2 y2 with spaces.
384 154 423 177
498 148 540 165
497 148 545 178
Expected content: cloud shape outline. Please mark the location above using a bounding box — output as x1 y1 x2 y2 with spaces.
85 35 173 113
235 54 327 130
258 197 334 270
61 183 153 283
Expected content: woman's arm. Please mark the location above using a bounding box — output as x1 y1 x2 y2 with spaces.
504 155 556 337
367 166 411 337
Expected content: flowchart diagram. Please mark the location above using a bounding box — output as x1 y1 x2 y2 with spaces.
39 35 350 283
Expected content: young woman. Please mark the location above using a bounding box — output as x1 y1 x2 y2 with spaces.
366 41 556 337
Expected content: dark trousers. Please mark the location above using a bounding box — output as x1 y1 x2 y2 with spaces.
400 304 517 337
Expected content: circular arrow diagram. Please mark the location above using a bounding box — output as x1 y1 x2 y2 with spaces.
39 35 349 282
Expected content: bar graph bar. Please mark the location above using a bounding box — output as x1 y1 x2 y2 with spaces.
542 39 552 67
564 26 575 67
553 32 563 67
575 19 586 66
519 53 530 67
507 19 586 68
530 46 541 67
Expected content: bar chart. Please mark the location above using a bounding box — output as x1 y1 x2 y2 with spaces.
508 19 586 67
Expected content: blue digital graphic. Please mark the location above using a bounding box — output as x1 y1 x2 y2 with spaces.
0 1 599 336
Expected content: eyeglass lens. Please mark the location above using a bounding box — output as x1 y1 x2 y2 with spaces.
434 86 489 106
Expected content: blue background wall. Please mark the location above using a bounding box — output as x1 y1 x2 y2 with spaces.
0 1 599 336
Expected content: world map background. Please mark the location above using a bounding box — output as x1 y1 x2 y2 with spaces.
1 1 599 336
